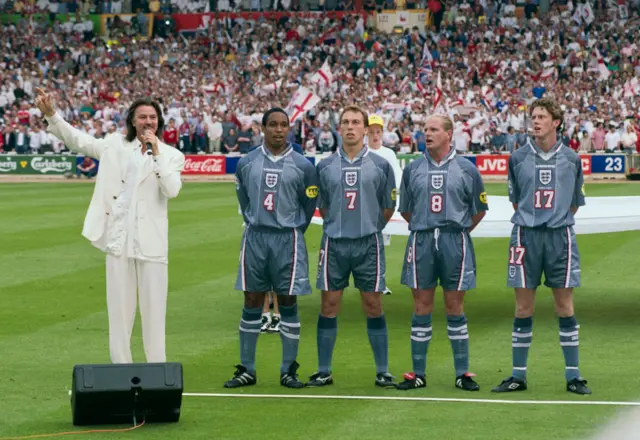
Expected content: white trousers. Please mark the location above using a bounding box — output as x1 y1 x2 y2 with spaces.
105 254 168 364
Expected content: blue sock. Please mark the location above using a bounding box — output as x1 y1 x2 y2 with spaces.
410 313 432 377
512 316 533 380
367 315 389 374
447 314 469 377
239 307 262 374
317 315 337 374
559 316 580 381
279 304 301 374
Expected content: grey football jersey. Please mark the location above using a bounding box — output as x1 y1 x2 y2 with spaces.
236 145 318 232
508 138 585 228
399 148 488 230
317 146 396 239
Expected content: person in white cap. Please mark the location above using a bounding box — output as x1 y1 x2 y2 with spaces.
367 114 402 295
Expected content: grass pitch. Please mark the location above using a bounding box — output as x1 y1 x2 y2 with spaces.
0 182 639 440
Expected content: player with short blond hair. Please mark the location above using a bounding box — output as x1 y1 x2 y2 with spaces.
396 114 488 391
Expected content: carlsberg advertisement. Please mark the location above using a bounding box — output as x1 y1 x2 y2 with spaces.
0 155 76 174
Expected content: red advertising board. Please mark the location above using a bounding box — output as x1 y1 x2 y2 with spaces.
172 11 368 31
579 154 592 175
476 155 509 176
183 155 226 175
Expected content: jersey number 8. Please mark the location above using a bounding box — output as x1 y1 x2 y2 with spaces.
430 194 443 213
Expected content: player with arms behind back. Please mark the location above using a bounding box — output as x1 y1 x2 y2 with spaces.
492 98 591 395
396 114 488 391
307 105 398 388
226 108 318 389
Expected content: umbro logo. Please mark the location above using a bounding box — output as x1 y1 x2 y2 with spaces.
508 383 520 390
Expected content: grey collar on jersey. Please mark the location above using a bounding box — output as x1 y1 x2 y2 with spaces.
260 143 293 162
527 137 564 160
337 144 369 163
424 146 456 168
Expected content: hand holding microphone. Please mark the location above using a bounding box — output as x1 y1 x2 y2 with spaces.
141 128 159 156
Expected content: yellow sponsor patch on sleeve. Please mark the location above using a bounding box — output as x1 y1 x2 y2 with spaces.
479 192 488 204
581 184 585 196
306 185 319 198
391 188 397 201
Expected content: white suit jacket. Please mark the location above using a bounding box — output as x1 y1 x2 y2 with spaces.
46 113 185 259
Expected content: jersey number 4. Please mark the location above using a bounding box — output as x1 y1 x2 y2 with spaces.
534 190 555 209
263 193 275 211
345 191 358 210
430 194 443 213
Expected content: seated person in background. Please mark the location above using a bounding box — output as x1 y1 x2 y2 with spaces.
76 157 97 178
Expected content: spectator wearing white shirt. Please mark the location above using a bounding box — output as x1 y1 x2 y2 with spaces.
382 124 400 149
28 126 51 153
471 125 485 153
620 125 638 155
604 125 621 152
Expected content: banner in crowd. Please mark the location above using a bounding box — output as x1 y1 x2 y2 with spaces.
172 11 368 32
397 154 628 176
0 155 77 175
183 155 316 175
0 13 101 30
100 13 154 37
374 10 430 33
183 155 227 175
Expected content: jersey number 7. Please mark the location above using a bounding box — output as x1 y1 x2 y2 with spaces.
345 191 357 210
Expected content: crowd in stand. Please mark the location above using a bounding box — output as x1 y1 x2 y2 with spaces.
1 0 640 156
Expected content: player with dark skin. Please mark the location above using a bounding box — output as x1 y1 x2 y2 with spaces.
226 108 318 390
243 112 296 313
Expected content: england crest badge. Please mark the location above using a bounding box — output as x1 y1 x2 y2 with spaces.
345 171 358 186
539 169 552 185
431 174 444 189
265 172 278 188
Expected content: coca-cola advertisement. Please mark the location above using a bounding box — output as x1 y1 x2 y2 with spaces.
183 155 226 175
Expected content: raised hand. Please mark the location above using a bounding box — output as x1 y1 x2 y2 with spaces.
34 88 55 117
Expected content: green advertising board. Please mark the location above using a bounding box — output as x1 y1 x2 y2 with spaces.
397 154 421 169
0 14 102 31
0 155 77 175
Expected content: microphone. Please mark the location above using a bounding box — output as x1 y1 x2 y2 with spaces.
145 143 153 154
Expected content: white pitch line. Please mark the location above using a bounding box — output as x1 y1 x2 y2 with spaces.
183 393 640 407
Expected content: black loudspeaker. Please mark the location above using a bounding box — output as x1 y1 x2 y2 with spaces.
71 363 183 426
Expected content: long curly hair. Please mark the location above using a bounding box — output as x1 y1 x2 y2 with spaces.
125 98 165 142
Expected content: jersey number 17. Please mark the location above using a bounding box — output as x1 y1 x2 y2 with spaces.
534 190 555 209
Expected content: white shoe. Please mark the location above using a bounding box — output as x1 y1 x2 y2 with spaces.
260 315 271 333
268 316 281 333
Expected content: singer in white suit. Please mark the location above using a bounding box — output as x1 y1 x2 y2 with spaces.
35 88 185 364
